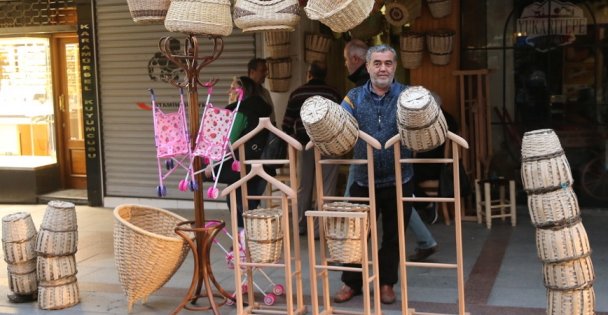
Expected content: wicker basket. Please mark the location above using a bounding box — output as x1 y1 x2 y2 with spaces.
36 229 78 256
113 204 192 311
126 0 171 24
3 236 37 264
264 31 291 58
543 256 595 290
2 212 36 243
426 29 454 65
305 0 374 33
7 258 36 275
397 86 448 152
243 208 283 263
301 96 359 157
305 33 332 63
350 11 384 40
426 0 451 18
265 44 290 59
536 221 591 263
547 287 596 315
267 58 292 92
521 129 573 193
164 0 233 36
8 270 37 295
323 202 370 264
234 0 301 32
37 255 78 282
400 31 424 69
41 200 77 232
38 276 80 310
385 0 421 26
265 31 291 45
527 186 580 228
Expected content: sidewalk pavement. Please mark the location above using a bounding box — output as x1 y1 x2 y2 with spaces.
0 202 606 315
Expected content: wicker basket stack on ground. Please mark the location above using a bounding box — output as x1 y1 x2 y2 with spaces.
400 31 424 69
426 0 451 18
164 0 232 36
384 0 421 26
267 58 292 92
264 31 291 59
396 86 448 152
300 95 359 157
426 29 455 65
2 212 38 298
305 33 332 64
521 129 596 315
234 0 301 32
304 0 374 33
35 201 80 310
243 208 284 263
126 0 171 24
113 204 192 312
322 202 370 264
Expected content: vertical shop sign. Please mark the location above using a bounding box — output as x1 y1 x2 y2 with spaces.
77 0 102 206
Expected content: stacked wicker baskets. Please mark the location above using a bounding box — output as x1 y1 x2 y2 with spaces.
426 0 451 18
521 129 596 315
264 32 291 59
243 208 284 263
305 33 332 64
267 58 293 93
400 31 425 69
426 29 455 66
36 201 80 310
322 202 370 264
2 212 38 300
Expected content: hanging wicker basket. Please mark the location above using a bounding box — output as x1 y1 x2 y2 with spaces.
543 255 595 290
164 0 233 36
126 0 171 24
397 86 448 152
426 0 451 18
536 221 591 263
234 0 301 32
305 33 332 63
547 287 596 315
323 202 370 264
113 204 192 311
385 0 421 26
267 58 293 92
521 129 573 194
41 200 77 232
264 32 291 58
426 29 454 66
399 31 424 69
527 186 580 228
243 208 284 263
305 0 374 33
301 96 359 157
38 276 80 310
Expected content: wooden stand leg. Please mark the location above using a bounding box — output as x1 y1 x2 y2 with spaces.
475 180 481 224
509 180 517 226
484 182 491 229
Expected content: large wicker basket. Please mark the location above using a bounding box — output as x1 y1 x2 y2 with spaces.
234 0 301 32
113 204 192 311
397 86 448 152
305 33 332 64
41 200 77 232
426 0 451 18
243 208 284 263
547 287 595 315
385 0 421 26
323 202 369 264
543 255 595 290
400 31 424 69
527 186 580 228
38 275 80 310
267 58 293 92
301 96 359 157
536 221 591 263
164 0 233 36
426 29 455 66
521 129 573 193
126 0 171 24
305 0 374 33
264 31 291 59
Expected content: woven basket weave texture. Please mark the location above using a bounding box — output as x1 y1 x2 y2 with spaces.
243 208 283 263
264 31 291 58
7 258 36 274
3 237 37 264
38 276 80 310
323 202 369 264
426 0 451 18
126 0 171 24
41 200 77 232
37 255 78 282
267 58 292 92
113 204 192 311
2 212 36 243
234 0 301 32
397 86 448 152
547 287 595 315
305 34 331 63
543 255 595 290
536 221 591 263
426 30 454 65
385 0 421 26
527 187 580 228
8 271 37 295
36 229 78 256
164 0 233 36
400 32 424 69
305 0 374 33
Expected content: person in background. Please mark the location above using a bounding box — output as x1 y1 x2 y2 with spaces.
247 58 276 125
281 61 342 238
334 44 412 305
343 39 370 86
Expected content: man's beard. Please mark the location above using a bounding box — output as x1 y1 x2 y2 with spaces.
371 76 393 89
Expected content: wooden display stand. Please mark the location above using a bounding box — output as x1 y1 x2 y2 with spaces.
304 131 383 315
223 118 306 315
386 131 470 315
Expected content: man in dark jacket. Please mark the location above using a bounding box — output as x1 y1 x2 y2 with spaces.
343 39 370 87
281 61 342 236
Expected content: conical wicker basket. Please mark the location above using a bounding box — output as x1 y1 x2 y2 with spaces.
548 287 596 315
397 86 448 152
2 212 36 243
305 33 332 64
8 270 37 295
126 0 171 24
38 276 80 310
37 255 78 282
301 96 359 157
543 255 595 290
113 204 192 311
164 0 233 36
536 221 591 263
527 186 580 228
426 0 451 18
400 31 424 69
305 0 374 33
41 200 77 232
323 202 369 264
267 58 292 92
521 129 573 193
243 208 283 263
264 31 291 58
426 29 454 66
234 0 301 32
385 0 421 26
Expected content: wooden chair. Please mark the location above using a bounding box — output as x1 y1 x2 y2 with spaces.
475 177 517 229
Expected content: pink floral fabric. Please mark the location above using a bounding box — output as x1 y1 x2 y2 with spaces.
193 105 234 161
155 108 190 158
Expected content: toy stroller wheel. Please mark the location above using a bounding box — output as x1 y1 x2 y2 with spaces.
263 293 276 306
189 180 198 191
241 283 248 294
272 284 284 296
231 160 240 172
156 185 167 197
178 180 188 192
207 187 219 199
165 159 175 170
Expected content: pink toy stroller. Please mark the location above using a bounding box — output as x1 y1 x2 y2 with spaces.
190 85 244 199
205 222 285 306
151 88 195 197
